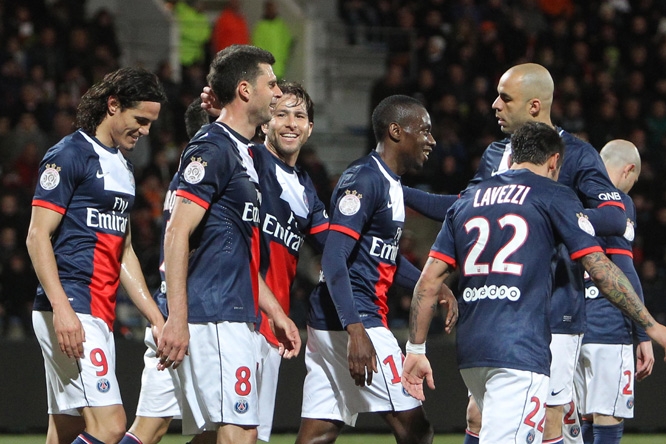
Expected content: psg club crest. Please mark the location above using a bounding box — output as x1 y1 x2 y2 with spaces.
627 397 635 409
97 378 111 393
234 398 249 414
569 425 581 437
338 190 362 216
40 163 61 190
183 156 207 184
525 428 536 444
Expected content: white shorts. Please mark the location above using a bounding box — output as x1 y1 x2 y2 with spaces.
177 321 259 435
255 332 282 442
547 333 583 405
574 343 635 418
461 367 549 444
301 326 421 426
135 327 182 418
33 311 122 415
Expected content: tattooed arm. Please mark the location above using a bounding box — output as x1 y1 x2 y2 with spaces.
581 252 666 356
402 256 456 400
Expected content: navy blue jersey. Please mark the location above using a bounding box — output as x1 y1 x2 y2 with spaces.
469 129 624 335
171 122 261 323
583 192 648 344
431 169 602 375
308 152 405 330
251 144 329 345
32 130 136 330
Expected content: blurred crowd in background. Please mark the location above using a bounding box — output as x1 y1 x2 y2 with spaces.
1 0 666 339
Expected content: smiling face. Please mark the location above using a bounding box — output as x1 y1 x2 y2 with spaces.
249 63 282 126
263 93 313 166
399 106 435 172
97 98 161 152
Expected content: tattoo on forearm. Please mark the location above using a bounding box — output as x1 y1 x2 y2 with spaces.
582 252 654 329
409 287 439 343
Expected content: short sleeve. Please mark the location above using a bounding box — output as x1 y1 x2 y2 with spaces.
428 205 458 268
573 145 624 211
176 142 235 210
32 145 87 214
548 187 603 260
328 166 380 240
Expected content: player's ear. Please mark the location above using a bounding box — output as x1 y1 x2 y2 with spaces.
528 98 541 116
306 121 314 138
388 122 401 142
107 96 120 115
238 80 251 102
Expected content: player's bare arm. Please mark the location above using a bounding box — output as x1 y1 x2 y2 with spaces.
581 251 666 357
26 206 86 359
119 224 165 343
258 275 301 358
402 257 452 400
158 196 206 369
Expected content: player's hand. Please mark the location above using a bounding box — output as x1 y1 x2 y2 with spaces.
156 316 189 370
53 304 85 359
201 86 222 117
438 284 458 334
401 353 434 401
346 323 377 387
645 323 666 363
150 318 165 349
635 340 655 381
269 313 301 359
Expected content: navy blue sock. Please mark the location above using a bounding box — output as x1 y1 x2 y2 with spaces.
593 422 623 444
463 429 479 444
581 419 594 444
71 432 104 444
118 432 142 444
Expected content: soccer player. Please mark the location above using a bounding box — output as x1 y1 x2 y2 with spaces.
403 63 626 444
296 95 456 444
26 67 168 444
402 122 666 444
574 139 653 444
155 45 299 444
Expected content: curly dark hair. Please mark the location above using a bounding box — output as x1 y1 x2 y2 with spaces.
207 45 275 107
75 67 167 134
511 122 565 167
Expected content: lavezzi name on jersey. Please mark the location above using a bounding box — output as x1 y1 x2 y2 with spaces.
462 285 522 302
86 208 128 234
473 184 531 208
263 212 304 252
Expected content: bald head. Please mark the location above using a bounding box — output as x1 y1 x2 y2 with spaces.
505 63 554 108
600 139 641 193
493 63 554 134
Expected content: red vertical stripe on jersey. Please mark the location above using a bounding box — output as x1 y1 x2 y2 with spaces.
251 226 261 315
374 262 395 328
260 242 297 346
90 233 123 330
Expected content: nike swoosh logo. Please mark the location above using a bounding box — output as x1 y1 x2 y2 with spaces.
387 201 393 208
491 170 500 176
96 171 107 178
551 388 565 397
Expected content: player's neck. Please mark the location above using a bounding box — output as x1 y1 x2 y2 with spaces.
511 162 549 178
217 104 258 141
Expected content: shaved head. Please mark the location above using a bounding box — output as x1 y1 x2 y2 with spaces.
600 139 641 192
493 63 554 133
504 63 554 109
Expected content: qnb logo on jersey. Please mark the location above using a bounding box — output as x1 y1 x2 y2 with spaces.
585 285 600 300
263 213 304 252
369 236 399 261
472 184 531 208
598 191 622 201
86 208 128 234
242 202 260 223
462 285 521 302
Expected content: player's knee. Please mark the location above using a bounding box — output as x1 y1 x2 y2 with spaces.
394 416 434 444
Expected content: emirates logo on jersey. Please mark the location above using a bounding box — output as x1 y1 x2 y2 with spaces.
183 156 207 184
40 163 61 190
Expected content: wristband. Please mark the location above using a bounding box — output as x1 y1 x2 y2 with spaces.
405 340 426 355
